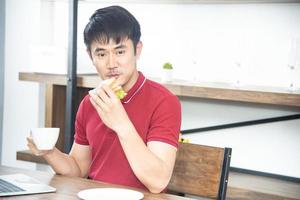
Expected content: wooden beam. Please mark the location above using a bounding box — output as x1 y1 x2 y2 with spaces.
19 72 300 107
16 150 47 165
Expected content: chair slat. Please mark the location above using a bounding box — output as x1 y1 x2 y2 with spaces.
168 143 230 199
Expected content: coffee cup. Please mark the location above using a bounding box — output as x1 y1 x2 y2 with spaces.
31 128 59 150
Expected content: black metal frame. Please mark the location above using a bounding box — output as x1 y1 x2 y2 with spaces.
181 114 300 134
65 0 78 153
218 147 232 200
230 167 300 183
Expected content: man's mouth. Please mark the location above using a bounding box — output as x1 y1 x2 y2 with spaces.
107 73 120 79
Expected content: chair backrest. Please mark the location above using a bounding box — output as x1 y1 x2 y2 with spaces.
167 143 232 200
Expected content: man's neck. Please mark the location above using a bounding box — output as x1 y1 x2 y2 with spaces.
123 70 139 92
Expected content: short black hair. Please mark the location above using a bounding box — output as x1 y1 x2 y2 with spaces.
84 5 141 54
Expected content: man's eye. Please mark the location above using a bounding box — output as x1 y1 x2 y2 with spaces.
97 53 106 57
116 50 125 55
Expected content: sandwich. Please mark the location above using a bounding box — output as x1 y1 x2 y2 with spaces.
91 78 127 100
103 78 127 100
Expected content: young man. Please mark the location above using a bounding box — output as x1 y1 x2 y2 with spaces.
27 5 181 193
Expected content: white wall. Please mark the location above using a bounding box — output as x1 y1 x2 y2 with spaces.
2 0 41 169
76 2 300 88
2 1 300 178
0 0 5 164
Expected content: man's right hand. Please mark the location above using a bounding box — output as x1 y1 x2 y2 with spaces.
27 134 91 178
26 136 54 156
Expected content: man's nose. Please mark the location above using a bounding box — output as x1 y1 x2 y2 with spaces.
108 53 117 69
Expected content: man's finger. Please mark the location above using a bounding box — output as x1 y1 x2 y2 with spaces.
27 136 33 143
97 86 112 104
102 84 117 100
89 92 110 112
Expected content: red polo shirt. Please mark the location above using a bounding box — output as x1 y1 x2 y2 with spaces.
74 72 181 190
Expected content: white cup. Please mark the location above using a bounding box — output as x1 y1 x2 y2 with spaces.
31 128 60 150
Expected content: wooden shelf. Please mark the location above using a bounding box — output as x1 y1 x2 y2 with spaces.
19 72 99 88
19 72 300 107
17 150 47 164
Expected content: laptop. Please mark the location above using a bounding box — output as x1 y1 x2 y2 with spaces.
0 173 56 197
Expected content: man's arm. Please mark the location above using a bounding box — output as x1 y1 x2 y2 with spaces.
118 126 177 193
44 143 91 177
27 137 91 178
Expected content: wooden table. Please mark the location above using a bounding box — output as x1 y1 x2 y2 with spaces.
0 165 192 200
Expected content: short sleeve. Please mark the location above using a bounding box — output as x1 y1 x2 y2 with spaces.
74 96 90 145
147 95 181 148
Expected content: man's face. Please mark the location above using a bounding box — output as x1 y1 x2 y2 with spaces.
89 38 142 91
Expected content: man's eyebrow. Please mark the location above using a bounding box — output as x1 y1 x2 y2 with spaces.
94 47 105 53
93 44 126 53
114 44 127 50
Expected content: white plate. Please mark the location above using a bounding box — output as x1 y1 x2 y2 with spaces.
77 188 144 200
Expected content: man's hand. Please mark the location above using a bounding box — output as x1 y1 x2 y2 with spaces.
26 135 53 156
88 84 131 134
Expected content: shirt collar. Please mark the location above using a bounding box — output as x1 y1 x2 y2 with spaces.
121 71 145 104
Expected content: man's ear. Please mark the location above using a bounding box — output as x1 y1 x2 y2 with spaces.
135 41 143 59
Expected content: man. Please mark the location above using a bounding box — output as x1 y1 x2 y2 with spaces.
27 5 181 193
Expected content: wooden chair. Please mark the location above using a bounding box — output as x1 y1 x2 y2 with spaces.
167 142 232 200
